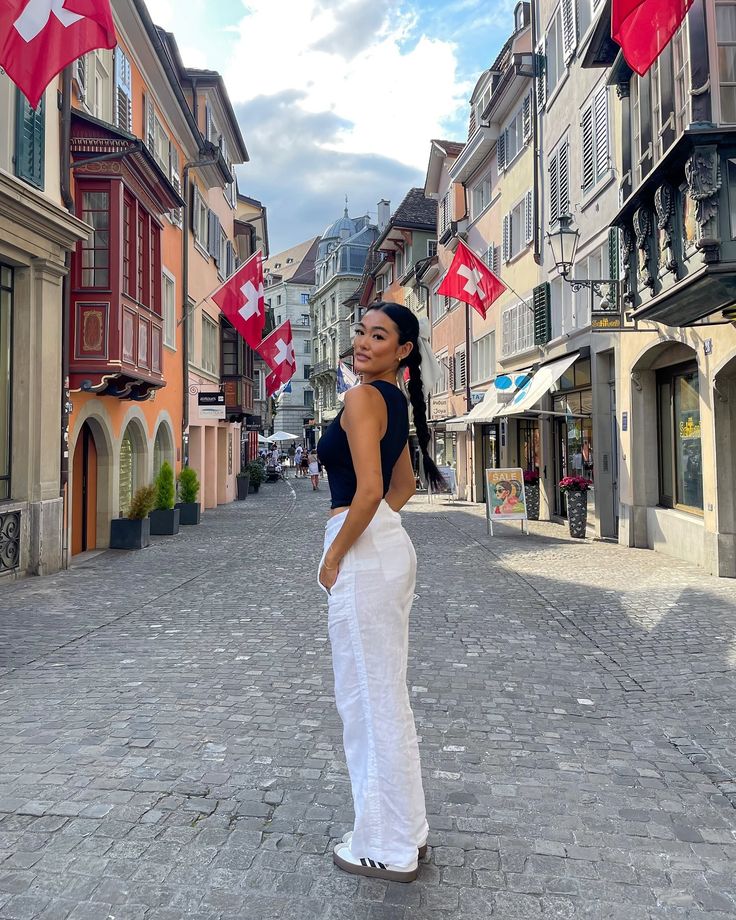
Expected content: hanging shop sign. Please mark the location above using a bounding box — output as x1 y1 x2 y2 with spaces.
198 391 226 420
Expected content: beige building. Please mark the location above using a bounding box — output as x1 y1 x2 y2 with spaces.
0 76 89 577
585 0 736 576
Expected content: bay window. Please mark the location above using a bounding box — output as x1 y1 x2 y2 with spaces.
80 190 110 288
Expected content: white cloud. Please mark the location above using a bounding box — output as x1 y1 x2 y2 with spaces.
224 0 471 170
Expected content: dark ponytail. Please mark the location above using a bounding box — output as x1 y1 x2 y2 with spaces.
365 301 447 492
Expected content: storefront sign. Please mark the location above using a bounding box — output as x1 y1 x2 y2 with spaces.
437 465 457 495
485 467 528 525
591 310 624 330
198 391 226 420
244 414 262 431
430 399 447 420
471 390 484 405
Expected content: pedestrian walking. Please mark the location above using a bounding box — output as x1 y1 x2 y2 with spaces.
300 449 310 479
308 451 320 490
294 444 303 476
316 301 445 883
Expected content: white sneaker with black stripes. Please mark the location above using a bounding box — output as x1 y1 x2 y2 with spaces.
332 841 418 883
341 831 428 860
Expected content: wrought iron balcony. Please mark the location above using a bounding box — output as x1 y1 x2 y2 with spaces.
311 360 335 377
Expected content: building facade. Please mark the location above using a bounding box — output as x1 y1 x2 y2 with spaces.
0 76 89 577
310 207 379 435
264 237 320 441
592 0 736 575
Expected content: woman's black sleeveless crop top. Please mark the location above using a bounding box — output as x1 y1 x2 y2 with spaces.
316 381 409 509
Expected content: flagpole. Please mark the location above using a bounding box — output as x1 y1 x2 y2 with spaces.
176 249 262 327
465 303 472 413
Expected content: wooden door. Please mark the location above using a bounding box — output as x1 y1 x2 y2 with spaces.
71 423 97 555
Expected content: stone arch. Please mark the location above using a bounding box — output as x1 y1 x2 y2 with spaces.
69 406 114 552
628 339 700 546
118 415 148 517
713 355 736 576
153 416 176 477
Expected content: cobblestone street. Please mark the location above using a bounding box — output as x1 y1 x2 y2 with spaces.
1 477 736 920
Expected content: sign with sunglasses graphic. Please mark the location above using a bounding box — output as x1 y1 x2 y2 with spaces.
485 468 527 522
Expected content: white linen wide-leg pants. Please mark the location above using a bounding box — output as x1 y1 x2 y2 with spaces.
319 500 428 868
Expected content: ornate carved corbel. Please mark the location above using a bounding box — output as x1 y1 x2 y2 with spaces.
654 183 677 275
684 145 722 261
631 371 643 392
633 207 654 289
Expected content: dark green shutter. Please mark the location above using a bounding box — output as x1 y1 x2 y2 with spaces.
533 282 551 345
608 227 620 303
14 91 45 189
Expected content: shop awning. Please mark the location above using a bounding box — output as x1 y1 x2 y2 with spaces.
444 352 579 429
498 352 578 416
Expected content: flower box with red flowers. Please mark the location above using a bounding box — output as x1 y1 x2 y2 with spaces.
559 476 592 493
523 470 540 483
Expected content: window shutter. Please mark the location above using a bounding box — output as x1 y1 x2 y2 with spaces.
14 90 45 189
497 130 506 171
144 93 155 151
459 350 467 389
562 0 577 62
594 85 609 179
559 141 570 215
502 308 511 357
449 354 456 391
493 245 501 276
548 150 559 226
533 282 551 345
524 189 534 244
169 143 182 227
75 54 87 101
502 213 510 262
191 184 200 236
226 241 234 277
522 93 532 142
209 212 221 260
114 47 132 132
536 41 546 112
581 104 594 192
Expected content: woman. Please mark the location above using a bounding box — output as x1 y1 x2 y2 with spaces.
308 450 320 490
317 301 445 884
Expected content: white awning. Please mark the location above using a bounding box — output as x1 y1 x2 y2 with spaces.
497 352 578 417
442 352 579 428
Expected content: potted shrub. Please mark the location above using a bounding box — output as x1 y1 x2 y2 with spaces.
149 462 180 535
176 466 201 525
523 469 540 520
559 476 592 538
110 485 155 550
246 460 265 493
236 469 250 500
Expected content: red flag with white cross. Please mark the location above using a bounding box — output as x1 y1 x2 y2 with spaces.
0 0 117 109
437 239 506 320
211 251 266 349
258 320 296 395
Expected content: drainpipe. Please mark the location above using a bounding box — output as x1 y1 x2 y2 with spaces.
59 67 75 568
531 0 542 265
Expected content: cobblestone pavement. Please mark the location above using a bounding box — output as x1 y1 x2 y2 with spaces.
1 477 736 920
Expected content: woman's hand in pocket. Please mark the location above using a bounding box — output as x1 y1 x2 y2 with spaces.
319 560 340 593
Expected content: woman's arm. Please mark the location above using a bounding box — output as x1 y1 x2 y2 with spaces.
319 386 385 590
385 444 415 512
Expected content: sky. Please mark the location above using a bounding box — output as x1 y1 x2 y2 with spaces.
144 0 517 253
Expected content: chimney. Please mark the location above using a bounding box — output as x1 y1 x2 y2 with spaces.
377 199 391 232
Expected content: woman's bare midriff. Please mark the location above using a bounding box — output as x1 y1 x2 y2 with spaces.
330 506 350 518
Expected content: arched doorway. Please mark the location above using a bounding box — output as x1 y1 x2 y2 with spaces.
118 418 148 517
714 356 736 576
153 421 174 477
72 422 97 555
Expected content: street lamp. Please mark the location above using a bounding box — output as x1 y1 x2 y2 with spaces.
546 214 620 313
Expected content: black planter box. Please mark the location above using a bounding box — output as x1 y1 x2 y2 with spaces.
249 481 260 494
236 476 250 500
149 508 180 535
175 502 201 525
110 517 150 550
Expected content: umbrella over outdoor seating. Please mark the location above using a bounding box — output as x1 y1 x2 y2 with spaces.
269 430 300 442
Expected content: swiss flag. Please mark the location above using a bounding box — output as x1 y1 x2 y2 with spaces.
0 0 116 110
437 239 506 320
612 0 693 76
258 320 296 395
211 251 265 349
